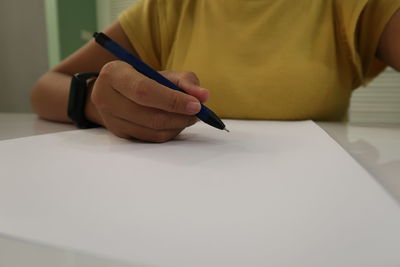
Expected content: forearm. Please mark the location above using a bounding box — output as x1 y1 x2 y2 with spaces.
31 22 138 125
31 71 102 126
31 71 73 123
378 9 400 72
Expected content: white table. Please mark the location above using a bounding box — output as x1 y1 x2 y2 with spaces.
1 113 399 267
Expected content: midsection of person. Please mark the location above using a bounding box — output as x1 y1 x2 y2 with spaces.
121 0 357 121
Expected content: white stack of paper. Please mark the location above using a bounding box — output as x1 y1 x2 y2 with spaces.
0 120 399 267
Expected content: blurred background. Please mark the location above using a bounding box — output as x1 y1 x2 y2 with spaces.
0 0 135 113
0 0 399 123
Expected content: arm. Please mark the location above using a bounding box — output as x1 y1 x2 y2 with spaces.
377 8 400 71
31 22 132 123
31 22 208 142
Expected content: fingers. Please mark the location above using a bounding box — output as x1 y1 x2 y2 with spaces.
91 83 197 130
99 61 202 115
160 71 210 103
91 60 208 142
101 113 184 143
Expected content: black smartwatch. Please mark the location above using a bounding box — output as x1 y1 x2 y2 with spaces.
68 72 100 129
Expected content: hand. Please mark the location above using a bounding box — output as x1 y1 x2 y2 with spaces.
85 60 209 143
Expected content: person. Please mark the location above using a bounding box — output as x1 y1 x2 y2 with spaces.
31 0 400 143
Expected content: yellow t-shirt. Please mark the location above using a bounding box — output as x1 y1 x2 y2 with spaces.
119 0 400 121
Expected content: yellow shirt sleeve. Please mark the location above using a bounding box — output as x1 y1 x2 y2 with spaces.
118 0 162 70
118 0 188 71
117 0 400 121
336 0 400 85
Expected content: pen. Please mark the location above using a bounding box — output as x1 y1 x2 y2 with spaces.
93 32 228 132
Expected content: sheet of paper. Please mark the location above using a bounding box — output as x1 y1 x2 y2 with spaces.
0 120 399 267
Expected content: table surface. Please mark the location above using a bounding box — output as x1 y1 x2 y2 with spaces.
1 112 399 267
1 113 398 199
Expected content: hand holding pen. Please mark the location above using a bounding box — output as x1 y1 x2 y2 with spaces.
93 32 227 132
82 32 227 143
88 61 211 143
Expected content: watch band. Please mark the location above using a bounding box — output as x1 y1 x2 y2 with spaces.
68 72 100 129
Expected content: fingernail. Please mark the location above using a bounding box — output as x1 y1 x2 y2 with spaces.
198 87 209 92
186 102 201 114
200 87 210 97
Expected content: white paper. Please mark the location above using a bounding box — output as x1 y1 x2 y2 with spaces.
0 120 399 267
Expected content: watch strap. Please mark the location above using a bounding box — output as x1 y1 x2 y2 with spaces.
68 72 100 129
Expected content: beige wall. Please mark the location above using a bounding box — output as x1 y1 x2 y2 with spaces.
0 0 48 112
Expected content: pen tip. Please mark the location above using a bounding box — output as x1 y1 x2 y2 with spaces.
224 128 230 133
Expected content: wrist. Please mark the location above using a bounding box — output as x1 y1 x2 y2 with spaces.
68 72 100 129
84 79 103 126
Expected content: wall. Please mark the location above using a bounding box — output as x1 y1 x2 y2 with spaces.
97 0 137 30
0 0 97 113
350 68 400 124
57 0 97 61
46 0 97 68
0 0 48 112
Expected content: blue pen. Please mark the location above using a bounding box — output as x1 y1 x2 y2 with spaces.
93 32 228 132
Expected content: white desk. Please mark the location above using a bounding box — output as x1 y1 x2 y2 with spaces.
1 113 399 267
1 113 398 201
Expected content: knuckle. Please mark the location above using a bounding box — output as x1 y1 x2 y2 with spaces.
150 112 169 130
100 61 132 87
181 71 199 84
182 71 197 79
167 93 181 112
132 78 148 102
159 70 172 77
100 61 118 79
119 68 135 84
